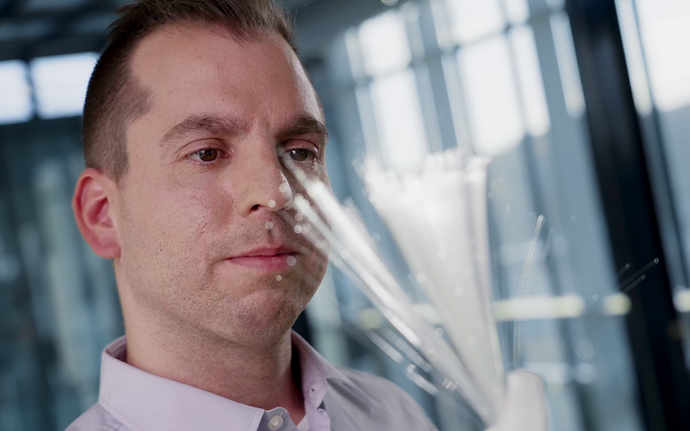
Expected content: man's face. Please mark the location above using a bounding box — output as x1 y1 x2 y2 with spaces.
115 24 329 346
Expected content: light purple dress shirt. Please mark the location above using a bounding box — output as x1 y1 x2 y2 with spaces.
66 331 438 431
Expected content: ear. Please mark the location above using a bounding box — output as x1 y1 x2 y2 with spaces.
72 168 121 259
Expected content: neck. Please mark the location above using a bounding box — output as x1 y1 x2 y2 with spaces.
119 287 306 423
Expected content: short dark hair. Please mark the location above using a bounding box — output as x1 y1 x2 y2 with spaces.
82 0 296 182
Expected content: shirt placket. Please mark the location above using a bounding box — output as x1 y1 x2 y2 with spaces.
304 379 331 431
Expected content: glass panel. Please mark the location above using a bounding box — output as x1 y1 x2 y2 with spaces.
550 12 586 118
457 35 524 155
331 4 644 431
0 61 33 124
0 119 123 430
503 0 530 25
359 10 412 77
633 0 690 112
445 0 505 43
619 0 690 317
509 25 551 137
369 70 429 171
619 0 690 279
30 52 98 119
616 0 653 116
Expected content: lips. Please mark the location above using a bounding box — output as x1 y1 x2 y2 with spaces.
225 246 298 272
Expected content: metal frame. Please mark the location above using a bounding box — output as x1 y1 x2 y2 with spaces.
0 0 116 61
565 0 690 429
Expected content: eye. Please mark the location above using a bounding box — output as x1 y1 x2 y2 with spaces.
289 148 316 162
190 148 220 163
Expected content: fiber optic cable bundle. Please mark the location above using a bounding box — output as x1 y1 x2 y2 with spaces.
280 149 504 426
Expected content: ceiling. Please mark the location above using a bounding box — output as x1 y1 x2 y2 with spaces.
0 0 321 61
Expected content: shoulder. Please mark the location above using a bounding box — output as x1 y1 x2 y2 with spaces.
337 367 406 396
65 403 129 431
335 368 439 431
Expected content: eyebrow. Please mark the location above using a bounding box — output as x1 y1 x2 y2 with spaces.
276 114 329 143
158 113 328 148
159 114 246 148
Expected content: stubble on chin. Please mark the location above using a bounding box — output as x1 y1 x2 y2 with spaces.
137 256 324 349
203 262 325 347
119 196 328 349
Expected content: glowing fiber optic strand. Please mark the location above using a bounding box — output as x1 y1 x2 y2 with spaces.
362 149 504 420
279 149 503 426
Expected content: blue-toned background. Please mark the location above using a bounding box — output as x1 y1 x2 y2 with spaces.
1 0 689 430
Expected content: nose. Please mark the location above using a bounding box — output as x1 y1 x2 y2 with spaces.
232 145 292 217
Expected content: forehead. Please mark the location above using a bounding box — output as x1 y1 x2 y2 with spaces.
128 23 321 133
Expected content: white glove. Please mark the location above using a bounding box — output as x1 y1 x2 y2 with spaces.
490 370 549 431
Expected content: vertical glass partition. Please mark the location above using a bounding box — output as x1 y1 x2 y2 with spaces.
309 0 647 429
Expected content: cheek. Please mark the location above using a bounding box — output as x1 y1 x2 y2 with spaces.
315 162 329 184
168 170 235 225
300 248 329 292
119 191 221 303
121 183 219 260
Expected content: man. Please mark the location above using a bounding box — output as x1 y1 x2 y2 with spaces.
68 0 547 430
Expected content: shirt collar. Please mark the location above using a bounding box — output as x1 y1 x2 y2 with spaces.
291 332 376 414
99 336 264 431
98 331 375 431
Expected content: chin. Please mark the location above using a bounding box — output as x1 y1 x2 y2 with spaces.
215 288 306 346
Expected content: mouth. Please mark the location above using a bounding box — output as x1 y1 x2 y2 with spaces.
225 246 298 272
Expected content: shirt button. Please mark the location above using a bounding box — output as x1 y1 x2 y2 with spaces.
268 415 284 430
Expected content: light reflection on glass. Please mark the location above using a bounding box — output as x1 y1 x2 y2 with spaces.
510 25 551 137
369 70 429 171
458 36 523 155
0 60 33 125
550 12 586 118
359 10 412 77
445 0 505 43
30 52 98 119
633 0 690 112
503 0 530 25
616 0 654 116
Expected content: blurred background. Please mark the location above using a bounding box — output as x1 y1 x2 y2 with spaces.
0 0 689 430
